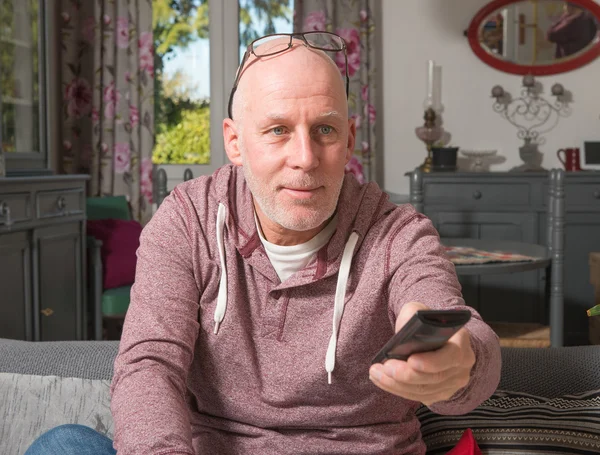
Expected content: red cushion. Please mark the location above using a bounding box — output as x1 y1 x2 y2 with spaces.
446 428 481 455
87 219 142 289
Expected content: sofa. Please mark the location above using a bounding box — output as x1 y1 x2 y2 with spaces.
2 338 600 455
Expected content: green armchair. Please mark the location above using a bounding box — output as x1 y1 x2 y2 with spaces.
86 196 134 340
85 168 194 340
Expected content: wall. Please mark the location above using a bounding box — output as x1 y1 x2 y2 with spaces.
381 0 600 196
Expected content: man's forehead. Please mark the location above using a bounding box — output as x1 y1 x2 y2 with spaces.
252 109 346 127
262 110 343 120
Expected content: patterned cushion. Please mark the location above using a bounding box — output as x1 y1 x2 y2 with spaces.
418 389 600 455
87 218 142 290
0 373 113 455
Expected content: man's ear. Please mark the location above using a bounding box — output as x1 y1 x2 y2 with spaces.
345 117 357 164
223 118 242 166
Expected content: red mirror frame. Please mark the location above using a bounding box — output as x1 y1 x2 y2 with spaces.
467 0 600 75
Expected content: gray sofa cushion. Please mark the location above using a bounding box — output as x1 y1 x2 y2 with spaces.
0 373 113 455
500 346 600 397
0 339 119 380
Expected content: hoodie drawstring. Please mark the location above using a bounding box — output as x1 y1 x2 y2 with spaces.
325 232 359 384
214 203 228 334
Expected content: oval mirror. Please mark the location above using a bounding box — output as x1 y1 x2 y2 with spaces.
467 0 600 75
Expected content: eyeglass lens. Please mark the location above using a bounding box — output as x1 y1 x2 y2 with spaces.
303 32 344 50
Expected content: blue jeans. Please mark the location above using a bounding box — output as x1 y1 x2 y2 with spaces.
25 424 116 455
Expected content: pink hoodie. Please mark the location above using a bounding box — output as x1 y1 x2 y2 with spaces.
110 164 501 454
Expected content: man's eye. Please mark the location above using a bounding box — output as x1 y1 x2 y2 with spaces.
319 125 333 135
271 127 285 136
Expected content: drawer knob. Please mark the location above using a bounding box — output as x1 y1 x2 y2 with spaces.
41 308 54 317
0 201 13 227
57 196 67 210
594 190 600 199
472 190 482 200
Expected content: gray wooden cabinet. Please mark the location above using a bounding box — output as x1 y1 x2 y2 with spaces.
408 170 600 345
0 175 88 341
0 231 32 340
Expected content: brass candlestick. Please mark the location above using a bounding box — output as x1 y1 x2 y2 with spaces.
415 108 443 173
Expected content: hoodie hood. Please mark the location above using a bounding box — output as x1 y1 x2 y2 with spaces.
210 164 397 284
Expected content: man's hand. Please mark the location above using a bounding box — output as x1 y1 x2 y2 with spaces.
368 302 475 407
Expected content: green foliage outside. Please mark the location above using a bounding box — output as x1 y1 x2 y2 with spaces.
153 107 210 164
238 0 293 48
152 0 209 164
152 0 292 165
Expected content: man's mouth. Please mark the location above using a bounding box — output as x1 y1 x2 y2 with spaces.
280 186 321 199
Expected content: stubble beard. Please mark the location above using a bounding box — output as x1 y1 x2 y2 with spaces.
240 147 344 232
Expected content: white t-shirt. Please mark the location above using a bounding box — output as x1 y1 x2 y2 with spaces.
256 214 338 282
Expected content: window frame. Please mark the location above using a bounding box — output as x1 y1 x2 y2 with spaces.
155 0 239 188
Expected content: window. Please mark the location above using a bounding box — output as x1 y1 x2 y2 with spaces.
0 0 48 173
152 0 294 185
152 0 211 166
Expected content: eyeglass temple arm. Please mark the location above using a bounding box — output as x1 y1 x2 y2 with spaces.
344 51 350 97
228 50 251 119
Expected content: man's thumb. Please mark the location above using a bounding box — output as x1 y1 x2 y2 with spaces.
395 301 430 333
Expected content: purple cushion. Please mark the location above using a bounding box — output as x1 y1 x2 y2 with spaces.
87 219 142 289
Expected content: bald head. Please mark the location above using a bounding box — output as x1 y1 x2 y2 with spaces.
231 39 347 124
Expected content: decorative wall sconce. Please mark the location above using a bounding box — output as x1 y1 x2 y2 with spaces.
491 74 571 172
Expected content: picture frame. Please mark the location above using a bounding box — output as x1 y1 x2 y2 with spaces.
582 141 600 170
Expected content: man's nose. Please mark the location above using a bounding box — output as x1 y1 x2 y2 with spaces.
288 132 319 171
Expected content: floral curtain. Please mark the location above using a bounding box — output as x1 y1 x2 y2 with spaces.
295 0 377 184
59 0 154 224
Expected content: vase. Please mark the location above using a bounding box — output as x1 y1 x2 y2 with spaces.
510 141 545 172
431 147 458 171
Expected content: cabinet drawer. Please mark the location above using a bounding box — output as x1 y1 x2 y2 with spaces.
424 183 530 208
36 188 84 219
566 184 600 211
0 192 32 226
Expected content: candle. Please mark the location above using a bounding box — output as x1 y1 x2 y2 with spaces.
432 64 443 112
426 60 434 101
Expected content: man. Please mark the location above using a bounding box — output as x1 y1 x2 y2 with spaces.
547 1 598 58
26 32 501 455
